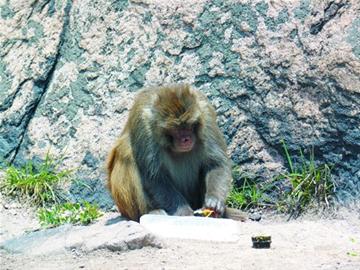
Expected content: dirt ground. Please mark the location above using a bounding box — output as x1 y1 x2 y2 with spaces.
1 194 360 270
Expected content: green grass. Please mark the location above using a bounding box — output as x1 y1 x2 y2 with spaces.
1 153 72 206
38 201 103 227
1 153 103 227
277 140 336 218
227 167 271 210
346 251 358 257
226 179 262 209
228 141 336 218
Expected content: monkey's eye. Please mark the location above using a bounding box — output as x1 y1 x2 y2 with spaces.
193 121 200 131
165 134 173 143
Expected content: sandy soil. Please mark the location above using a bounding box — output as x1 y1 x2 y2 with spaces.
1 195 360 270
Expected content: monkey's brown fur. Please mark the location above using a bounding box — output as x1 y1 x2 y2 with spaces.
107 134 148 220
107 84 246 222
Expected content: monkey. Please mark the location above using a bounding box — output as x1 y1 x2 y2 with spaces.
107 84 246 222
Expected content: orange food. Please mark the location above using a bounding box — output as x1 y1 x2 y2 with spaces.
194 208 219 218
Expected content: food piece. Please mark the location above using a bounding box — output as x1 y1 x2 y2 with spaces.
194 208 219 218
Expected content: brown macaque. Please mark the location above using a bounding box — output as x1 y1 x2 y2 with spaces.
107 84 246 222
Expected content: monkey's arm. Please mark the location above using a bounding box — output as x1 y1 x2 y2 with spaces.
204 165 247 221
203 165 232 215
201 126 232 216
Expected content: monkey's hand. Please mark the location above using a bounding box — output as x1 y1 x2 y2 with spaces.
173 205 194 216
204 196 225 217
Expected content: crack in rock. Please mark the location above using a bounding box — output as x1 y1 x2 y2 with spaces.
10 0 73 163
310 1 346 35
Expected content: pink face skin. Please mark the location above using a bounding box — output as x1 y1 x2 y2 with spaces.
170 128 196 153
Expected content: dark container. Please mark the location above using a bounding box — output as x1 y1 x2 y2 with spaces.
252 236 271 249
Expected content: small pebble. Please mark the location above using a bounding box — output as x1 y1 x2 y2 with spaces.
249 212 262 221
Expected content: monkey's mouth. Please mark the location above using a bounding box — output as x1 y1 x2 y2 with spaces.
176 136 194 152
171 129 195 152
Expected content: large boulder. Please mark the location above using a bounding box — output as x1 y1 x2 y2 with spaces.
0 0 359 205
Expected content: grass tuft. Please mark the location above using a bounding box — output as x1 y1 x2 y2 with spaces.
226 179 263 210
227 167 272 210
277 140 336 218
1 153 71 206
228 141 336 218
1 153 103 227
38 201 103 227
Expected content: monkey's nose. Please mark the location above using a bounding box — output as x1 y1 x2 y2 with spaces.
181 137 190 143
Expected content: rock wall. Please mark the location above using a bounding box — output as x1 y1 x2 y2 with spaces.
1 0 359 206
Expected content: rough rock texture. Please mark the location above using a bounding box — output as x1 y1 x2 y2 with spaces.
0 213 161 255
0 0 359 205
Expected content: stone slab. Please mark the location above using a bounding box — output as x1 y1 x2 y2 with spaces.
1 213 161 255
140 214 241 242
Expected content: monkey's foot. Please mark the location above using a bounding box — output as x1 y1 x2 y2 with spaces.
148 209 168 215
173 205 194 216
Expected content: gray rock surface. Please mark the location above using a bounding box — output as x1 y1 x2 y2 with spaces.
0 0 359 204
0 213 161 255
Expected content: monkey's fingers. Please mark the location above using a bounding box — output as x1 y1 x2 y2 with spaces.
204 196 225 216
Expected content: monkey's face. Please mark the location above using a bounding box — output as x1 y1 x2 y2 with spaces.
167 126 196 153
153 119 200 154
156 111 201 153
152 84 203 153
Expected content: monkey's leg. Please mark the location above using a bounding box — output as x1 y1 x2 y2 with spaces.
203 166 232 216
141 170 194 216
148 209 168 215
